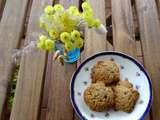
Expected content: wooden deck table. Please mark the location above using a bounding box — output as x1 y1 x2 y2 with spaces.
0 0 160 120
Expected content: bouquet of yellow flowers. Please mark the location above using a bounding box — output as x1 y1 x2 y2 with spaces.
37 1 107 64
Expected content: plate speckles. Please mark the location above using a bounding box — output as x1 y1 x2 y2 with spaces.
105 112 110 117
136 85 140 90
77 92 81 96
139 100 144 104
91 113 95 118
110 58 115 61
125 78 129 81
120 65 124 70
84 67 89 71
83 81 88 85
136 72 140 76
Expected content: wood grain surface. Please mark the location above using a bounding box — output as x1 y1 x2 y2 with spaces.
0 0 5 19
135 0 160 120
112 1 151 119
10 0 52 120
0 0 3 9
156 0 160 17
45 0 79 120
74 0 107 120
81 0 107 61
0 0 29 118
112 0 136 57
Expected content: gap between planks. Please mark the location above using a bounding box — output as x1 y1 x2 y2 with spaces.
74 0 107 120
10 0 51 120
111 0 151 120
43 0 79 120
0 0 6 21
135 0 160 119
3 0 34 119
0 0 31 119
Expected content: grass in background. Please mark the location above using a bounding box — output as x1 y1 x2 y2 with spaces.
7 65 19 112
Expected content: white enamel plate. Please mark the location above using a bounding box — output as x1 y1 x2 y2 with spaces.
70 51 152 120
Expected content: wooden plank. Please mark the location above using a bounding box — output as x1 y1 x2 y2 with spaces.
81 0 107 60
156 0 160 18
105 0 111 18
136 41 143 57
105 0 112 45
107 41 113 51
133 4 151 120
74 0 107 120
136 40 144 64
0 0 3 8
0 0 5 18
112 1 151 119
40 108 47 120
74 115 80 120
144 114 151 120
10 0 52 120
39 53 53 120
137 56 144 65
112 0 136 57
105 0 111 8
135 29 151 120
132 4 140 39
10 45 46 120
135 0 160 120
45 0 79 120
46 63 76 120
41 53 53 109
0 0 29 118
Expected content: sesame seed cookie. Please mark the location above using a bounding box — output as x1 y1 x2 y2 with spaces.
114 80 139 113
84 82 115 112
91 60 120 85
117 79 133 89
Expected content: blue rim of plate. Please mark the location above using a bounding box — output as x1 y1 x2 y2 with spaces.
70 51 153 120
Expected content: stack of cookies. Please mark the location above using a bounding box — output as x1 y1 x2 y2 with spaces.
84 60 139 113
